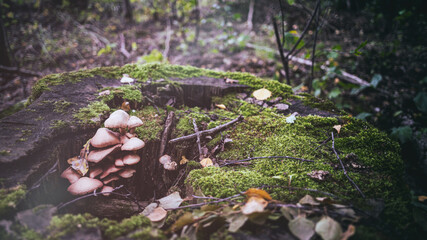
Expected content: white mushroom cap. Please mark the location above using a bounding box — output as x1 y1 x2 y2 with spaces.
127 116 143 129
101 185 114 196
87 144 121 163
104 110 129 129
90 128 120 148
61 167 81 184
115 157 125 167
159 155 171 165
89 166 103 179
103 174 119 184
120 135 130 145
121 137 145 151
164 162 177 171
118 168 136 178
123 154 140 165
100 164 122 179
67 177 103 196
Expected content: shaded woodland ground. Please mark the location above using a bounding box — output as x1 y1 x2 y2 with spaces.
0 0 426 238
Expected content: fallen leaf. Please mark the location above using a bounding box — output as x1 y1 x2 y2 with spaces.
159 191 183 209
120 74 134 84
67 156 89 176
225 78 239 84
333 125 342 133
315 216 342 240
200 158 213 168
299 195 320 206
288 216 315 240
286 112 298 123
98 90 110 96
141 202 158 216
241 196 268 215
244 188 272 201
227 213 248 232
215 104 227 109
418 196 427 202
281 207 298 221
341 224 355 240
307 170 330 181
180 156 189 165
146 207 167 222
170 212 194 232
121 101 130 112
253 88 272 100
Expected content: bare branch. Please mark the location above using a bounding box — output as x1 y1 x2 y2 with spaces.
192 118 203 159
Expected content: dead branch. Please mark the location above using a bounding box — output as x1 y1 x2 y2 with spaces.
159 111 175 157
192 118 203 159
221 155 315 166
272 16 290 84
0 65 42 77
169 115 244 144
331 132 365 198
247 0 255 31
119 33 131 59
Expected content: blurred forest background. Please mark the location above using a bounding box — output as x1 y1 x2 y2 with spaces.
0 0 426 211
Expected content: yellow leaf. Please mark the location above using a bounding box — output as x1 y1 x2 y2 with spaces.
121 101 130 112
180 156 188 165
333 125 342 134
67 156 88 176
241 196 268 215
146 207 167 222
418 196 427 202
215 104 227 109
244 188 272 201
200 158 213 168
253 88 272 100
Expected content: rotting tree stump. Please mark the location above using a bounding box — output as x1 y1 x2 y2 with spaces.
0 63 411 238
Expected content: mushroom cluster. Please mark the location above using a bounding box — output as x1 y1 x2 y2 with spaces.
61 110 144 196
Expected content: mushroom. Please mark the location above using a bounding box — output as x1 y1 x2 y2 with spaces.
127 116 143 134
103 174 120 185
100 164 122 179
101 185 114 196
120 74 134 84
104 110 129 135
123 154 140 165
89 166 103 179
121 137 145 151
61 167 81 184
164 161 177 171
87 144 121 163
159 155 171 165
120 135 130 145
90 128 120 148
67 177 103 196
118 168 136 178
115 157 125 167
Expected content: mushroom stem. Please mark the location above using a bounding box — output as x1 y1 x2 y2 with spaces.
120 127 126 135
129 128 135 134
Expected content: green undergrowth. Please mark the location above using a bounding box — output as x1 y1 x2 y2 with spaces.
0 185 26 218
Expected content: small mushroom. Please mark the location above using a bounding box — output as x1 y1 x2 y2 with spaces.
123 154 140 165
127 116 143 134
164 161 177 171
118 168 136 178
87 144 121 163
90 128 120 148
61 167 81 184
121 137 145 151
100 164 122 179
120 135 130 145
101 185 114 196
103 174 120 184
115 157 125 167
67 177 103 196
159 155 171 165
89 166 103 178
104 110 129 135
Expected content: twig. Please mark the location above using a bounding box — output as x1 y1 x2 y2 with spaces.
309 1 321 92
169 115 244 144
165 193 242 210
221 156 314 166
28 160 58 191
0 65 42 77
314 136 331 151
192 119 203 159
119 33 131 59
278 0 285 47
272 16 290 85
331 132 365 198
159 111 175 157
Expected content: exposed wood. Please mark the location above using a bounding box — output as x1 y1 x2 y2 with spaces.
169 115 244 144
192 118 203 159
159 111 175 157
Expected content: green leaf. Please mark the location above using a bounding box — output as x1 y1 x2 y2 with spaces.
352 40 368 56
315 216 342 240
287 0 295 5
355 112 372 120
413 92 427 113
289 216 315 240
328 88 341 99
370 74 382 88
391 126 413 144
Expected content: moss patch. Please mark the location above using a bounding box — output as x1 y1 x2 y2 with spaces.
0 185 26 218
133 106 166 141
73 101 110 124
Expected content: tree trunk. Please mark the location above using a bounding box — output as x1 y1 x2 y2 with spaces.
123 0 133 22
0 9 11 67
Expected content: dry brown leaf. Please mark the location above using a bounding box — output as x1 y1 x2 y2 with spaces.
180 156 189 165
241 196 268 215
253 88 272 100
121 101 130 112
418 195 427 202
341 224 356 240
244 188 272 201
215 104 227 109
333 125 342 134
200 158 213 168
147 207 167 222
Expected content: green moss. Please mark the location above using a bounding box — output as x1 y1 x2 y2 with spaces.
73 101 110 124
48 213 152 240
99 85 143 103
49 120 70 129
0 150 10 156
133 106 166 141
299 93 345 115
53 100 73 113
0 100 26 119
127 227 166 240
0 185 26 218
